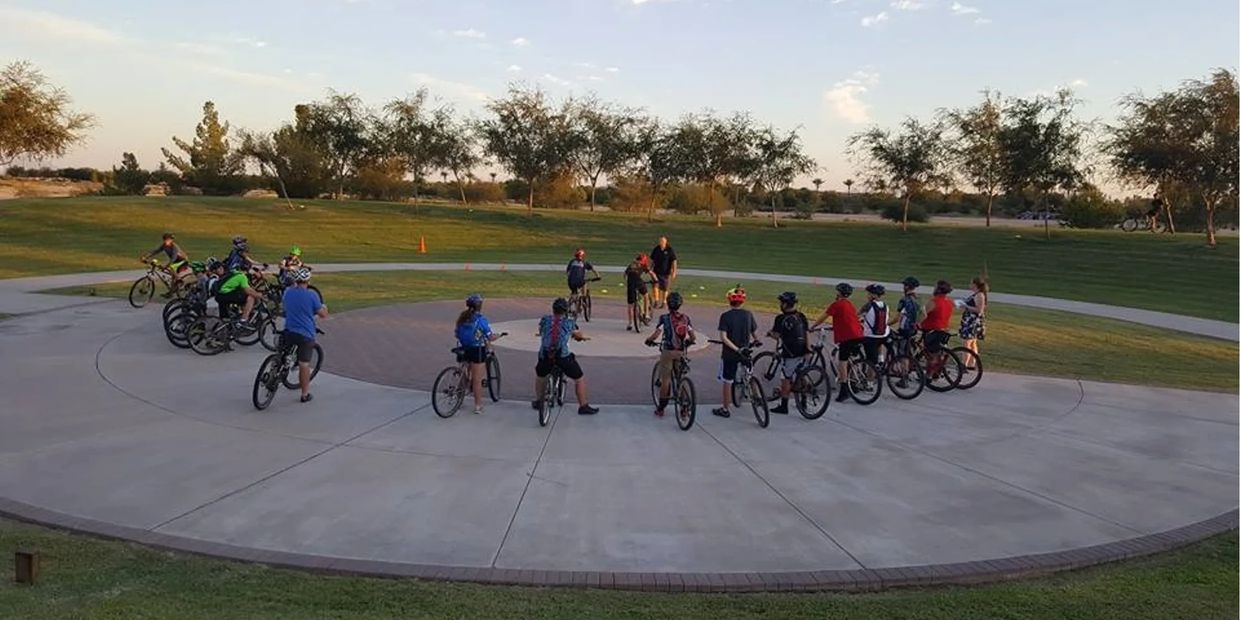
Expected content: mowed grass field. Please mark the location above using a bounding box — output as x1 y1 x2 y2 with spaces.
2 196 1237 321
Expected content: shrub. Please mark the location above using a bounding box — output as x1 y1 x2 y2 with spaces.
534 169 583 209
1060 189 1125 229
666 183 731 216
881 201 930 224
462 182 505 203
608 176 656 213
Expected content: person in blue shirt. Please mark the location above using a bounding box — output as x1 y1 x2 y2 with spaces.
533 297 599 415
565 248 598 296
455 294 504 415
281 267 329 403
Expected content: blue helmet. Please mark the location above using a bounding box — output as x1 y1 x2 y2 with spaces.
466 294 483 309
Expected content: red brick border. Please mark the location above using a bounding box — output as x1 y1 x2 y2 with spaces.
1 497 1234 592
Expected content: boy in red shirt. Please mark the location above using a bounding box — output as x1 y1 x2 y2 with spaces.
920 280 955 352
812 282 865 402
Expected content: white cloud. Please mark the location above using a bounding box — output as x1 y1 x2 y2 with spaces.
0 7 126 45
605 66 620 73
892 0 926 10
452 28 486 39
586 75 604 82
410 72 489 102
511 36 530 47
861 11 889 27
573 61 596 68
507 64 523 72
951 2 979 15
823 70 880 124
974 16 992 25
233 36 268 49
542 73 573 87
1069 78 1089 88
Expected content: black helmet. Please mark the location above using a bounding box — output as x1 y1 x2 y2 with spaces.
835 282 854 297
466 293 483 309
865 283 886 296
667 291 683 310
902 276 920 289
777 291 798 306
552 297 569 314
205 257 222 271
162 232 175 240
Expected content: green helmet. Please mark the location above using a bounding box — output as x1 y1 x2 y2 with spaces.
290 245 302 257
189 260 207 273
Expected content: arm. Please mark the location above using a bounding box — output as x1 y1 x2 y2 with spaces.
670 258 678 280
644 323 663 346
809 309 830 330
975 293 987 316
316 305 330 319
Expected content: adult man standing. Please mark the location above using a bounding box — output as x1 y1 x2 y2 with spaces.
649 236 678 309
282 267 329 403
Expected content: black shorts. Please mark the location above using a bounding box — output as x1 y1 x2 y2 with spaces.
837 338 864 362
923 330 950 353
456 346 487 364
626 283 647 305
718 358 740 384
654 272 670 289
536 353 584 380
862 337 887 362
282 330 317 363
215 290 247 316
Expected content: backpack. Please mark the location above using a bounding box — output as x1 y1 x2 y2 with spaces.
779 312 808 356
455 313 483 347
662 312 692 350
540 315 567 358
865 301 888 336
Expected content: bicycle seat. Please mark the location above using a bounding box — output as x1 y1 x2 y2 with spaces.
451 346 465 354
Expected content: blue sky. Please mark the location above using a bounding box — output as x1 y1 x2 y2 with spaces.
2 0 1235 189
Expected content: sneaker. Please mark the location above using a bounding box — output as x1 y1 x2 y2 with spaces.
835 387 851 403
654 408 665 417
300 393 314 403
531 400 543 410
578 404 599 415
473 406 484 415
770 404 789 415
711 407 731 418
626 325 633 332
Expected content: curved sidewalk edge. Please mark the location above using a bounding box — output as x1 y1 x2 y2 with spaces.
1 264 1236 341
1 497 1234 592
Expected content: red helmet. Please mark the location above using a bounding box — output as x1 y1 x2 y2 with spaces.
574 248 585 259
637 253 650 266
726 285 747 303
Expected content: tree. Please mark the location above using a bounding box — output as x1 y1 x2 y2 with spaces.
565 96 644 211
237 129 296 209
844 178 854 194
429 106 482 205
477 86 573 214
748 125 816 228
110 152 148 195
625 117 684 222
812 178 823 193
998 91 1088 238
1182 69 1239 247
848 117 951 231
667 111 755 227
381 89 439 204
0 61 94 167
269 105 333 199
945 90 1004 226
301 91 372 199
161 101 245 195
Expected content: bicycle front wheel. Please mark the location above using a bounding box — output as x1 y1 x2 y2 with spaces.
282 345 323 390
1120 218 1138 232
164 309 194 349
649 364 661 406
486 353 502 402
748 377 770 428
259 316 284 352
582 292 592 322
950 347 983 390
885 355 925 400
795 365 830 420
539 378 555 427
188 317 225 356
674 378 696 431
920 349 964 392
252 355 282 411
847 358 883 406
128 276 155 308
750 351 781 401
432 366 465 418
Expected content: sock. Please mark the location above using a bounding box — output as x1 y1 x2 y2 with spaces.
658 398 669 409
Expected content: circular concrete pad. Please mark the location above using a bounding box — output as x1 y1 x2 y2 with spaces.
489 318 710 357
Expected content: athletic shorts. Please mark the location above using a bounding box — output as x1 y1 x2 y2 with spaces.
457 346 487 364
654 272 670 289
215 290 247 317
837 338 863 362
655 350 684 383
536 353 584 380
923 330 950 353
861 337 887 363
778 355 808 379
626 283 647 305
282 330 317 363
718 358 740 384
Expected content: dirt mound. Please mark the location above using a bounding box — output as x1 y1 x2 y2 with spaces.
0 176 103 200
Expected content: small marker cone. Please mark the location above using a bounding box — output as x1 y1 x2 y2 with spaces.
464 263 472 272
418 236 427 254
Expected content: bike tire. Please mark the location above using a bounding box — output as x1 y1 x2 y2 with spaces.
188 317 225 356
162 299 185 322
920 349 964 392
164 310 194 349
730 381 744 408
748 377 770 428
650 364 661 406
128 276 155 308
259 316 284 352
847 358 883 405
795 365 830 420
539 377 555 427
751 351 782 401
252 354 282 411
674 378 696 431
1120 218 1138 232
950 347 983 390
432 366 465 418
885 355 926 400
582 292 592 322
234 306 267 347
282 344 323 390
486 353 502 402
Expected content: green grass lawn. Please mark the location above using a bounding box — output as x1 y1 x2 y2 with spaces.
0 518 1234 620
48 270 1239 391
2 196 1236 321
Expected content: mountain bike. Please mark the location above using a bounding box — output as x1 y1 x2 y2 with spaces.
713 340 770 428
537 363 566 427
951 346 983 390
129 259 185 308
252 328 325 410
186 301 269 355
568 277 600 322
647 343 697 431
431 334 508 418
1120 214 1166 233
752 342 830 420
913 331 966 392
882 334 927 400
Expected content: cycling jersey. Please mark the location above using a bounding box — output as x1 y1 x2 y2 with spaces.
149 242 185 264
657 312 693 351
455 312 493 348
538 314 577 359
825 299 863 343
859 300 891 338
225 249 250 273
566 258 594 289
921 295 954 331
217 271 249 295
897 295 921 334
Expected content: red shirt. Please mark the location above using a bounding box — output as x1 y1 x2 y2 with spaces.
921 295 954 331
826 299 864 343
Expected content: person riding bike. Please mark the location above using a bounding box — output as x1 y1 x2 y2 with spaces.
225 236 257 273
767 291 811 415
455 294 500 415
282 266 328 403
890 276 923 357
645 291 695 418
566 248 599 296
858 284 892 366
213 262 263 328
624 254 653 333
279 246 305 286
140 233 191 294
811 282 865 403
533 298 599 415
920 280 955 352
714 285 758 419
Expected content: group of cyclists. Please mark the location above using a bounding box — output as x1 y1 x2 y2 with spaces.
142 234 328 403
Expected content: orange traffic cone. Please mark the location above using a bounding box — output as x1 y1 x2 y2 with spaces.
418 236 427 254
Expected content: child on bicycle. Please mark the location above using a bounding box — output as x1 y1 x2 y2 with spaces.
566 248 599 296
714 285 758 419
890 277 922 356
279 246 305 286
767 291 810 415
455 294 501 415
644 291 695 418
859 284 891 366
533 297 599 415
811 283 865 403
140 232 191 295
920 280 955 352
624 254 652 333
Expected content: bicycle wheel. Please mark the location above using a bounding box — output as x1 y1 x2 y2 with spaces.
951 347 983 390
650 364 661 406
847 358 883 406
252 355 282 411
538 377 555 427
486 353 502 402
582 292 592 322
259 316 283 352
283 345 323 390
1120 218 1138 232
432 366 465 418
920 349 964 392
234 306 267 347
795 365 830 420
164 309 194 349
128 276 155 308
188 317 226 356
674 378 696 431
750 351 782 401
1151 219 1166 233
748 376 770 428
885 355 925 400
162 299 185 322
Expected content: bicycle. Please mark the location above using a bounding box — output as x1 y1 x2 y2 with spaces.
647 343 697 431
713 340 770 428
751 341 830 420
186 300 270 355
431 334 508 418
568 277 601 322
912 331 966 392
881 333 928 400
129 259 185 308
951 345 983 390
1119 214 1166 233
537 362 567 427
811 328 883 406
252 328 325 411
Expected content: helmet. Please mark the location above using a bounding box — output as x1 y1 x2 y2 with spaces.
232 236 247 249
637 253 649 266
466 293 483 308
902 276 920 289
865 283 886 296
667 291 683 310
293 267 313 282
205 257 222 271
290 245 302 257
189 260 206 273
777 291 798 306
726 285 747 304
552 297 569 314
574 248 585 259
162 232 175 241
835 282 854 297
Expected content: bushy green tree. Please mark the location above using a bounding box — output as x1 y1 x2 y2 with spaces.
0 61 94 167
477 86 573 214
161 101 245 195
848 117 951 231
109 152 148 195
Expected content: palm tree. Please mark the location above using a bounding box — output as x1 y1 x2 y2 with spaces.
440 171 449 184
489 172 497 184
844 178 854 195
812 178 823 193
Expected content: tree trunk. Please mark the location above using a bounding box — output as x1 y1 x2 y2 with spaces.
709 181 721 227
1043 193 1051 240
648 189 656 223
527 181 535 215
274 172 293 210
901 194 911 232
589 181 597 212
771 195 779 229
456 174 467 205
1205 198 1218 248
985 192 994 227
1162 198 1177 234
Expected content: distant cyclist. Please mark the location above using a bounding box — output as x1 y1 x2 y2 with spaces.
713 285 758 419
566 248 599 296
282 267 328 403
225 236 258 273
858 284 891 365
767 291 810 415
645 291 695 418
624 254 652 332
140 232 190 294
213 262 263 328
455 294 500 415
890 277 923 357
533 298 599 415
278 246 305 286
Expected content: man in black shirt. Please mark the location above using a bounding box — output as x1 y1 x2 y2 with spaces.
649 236 678 308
